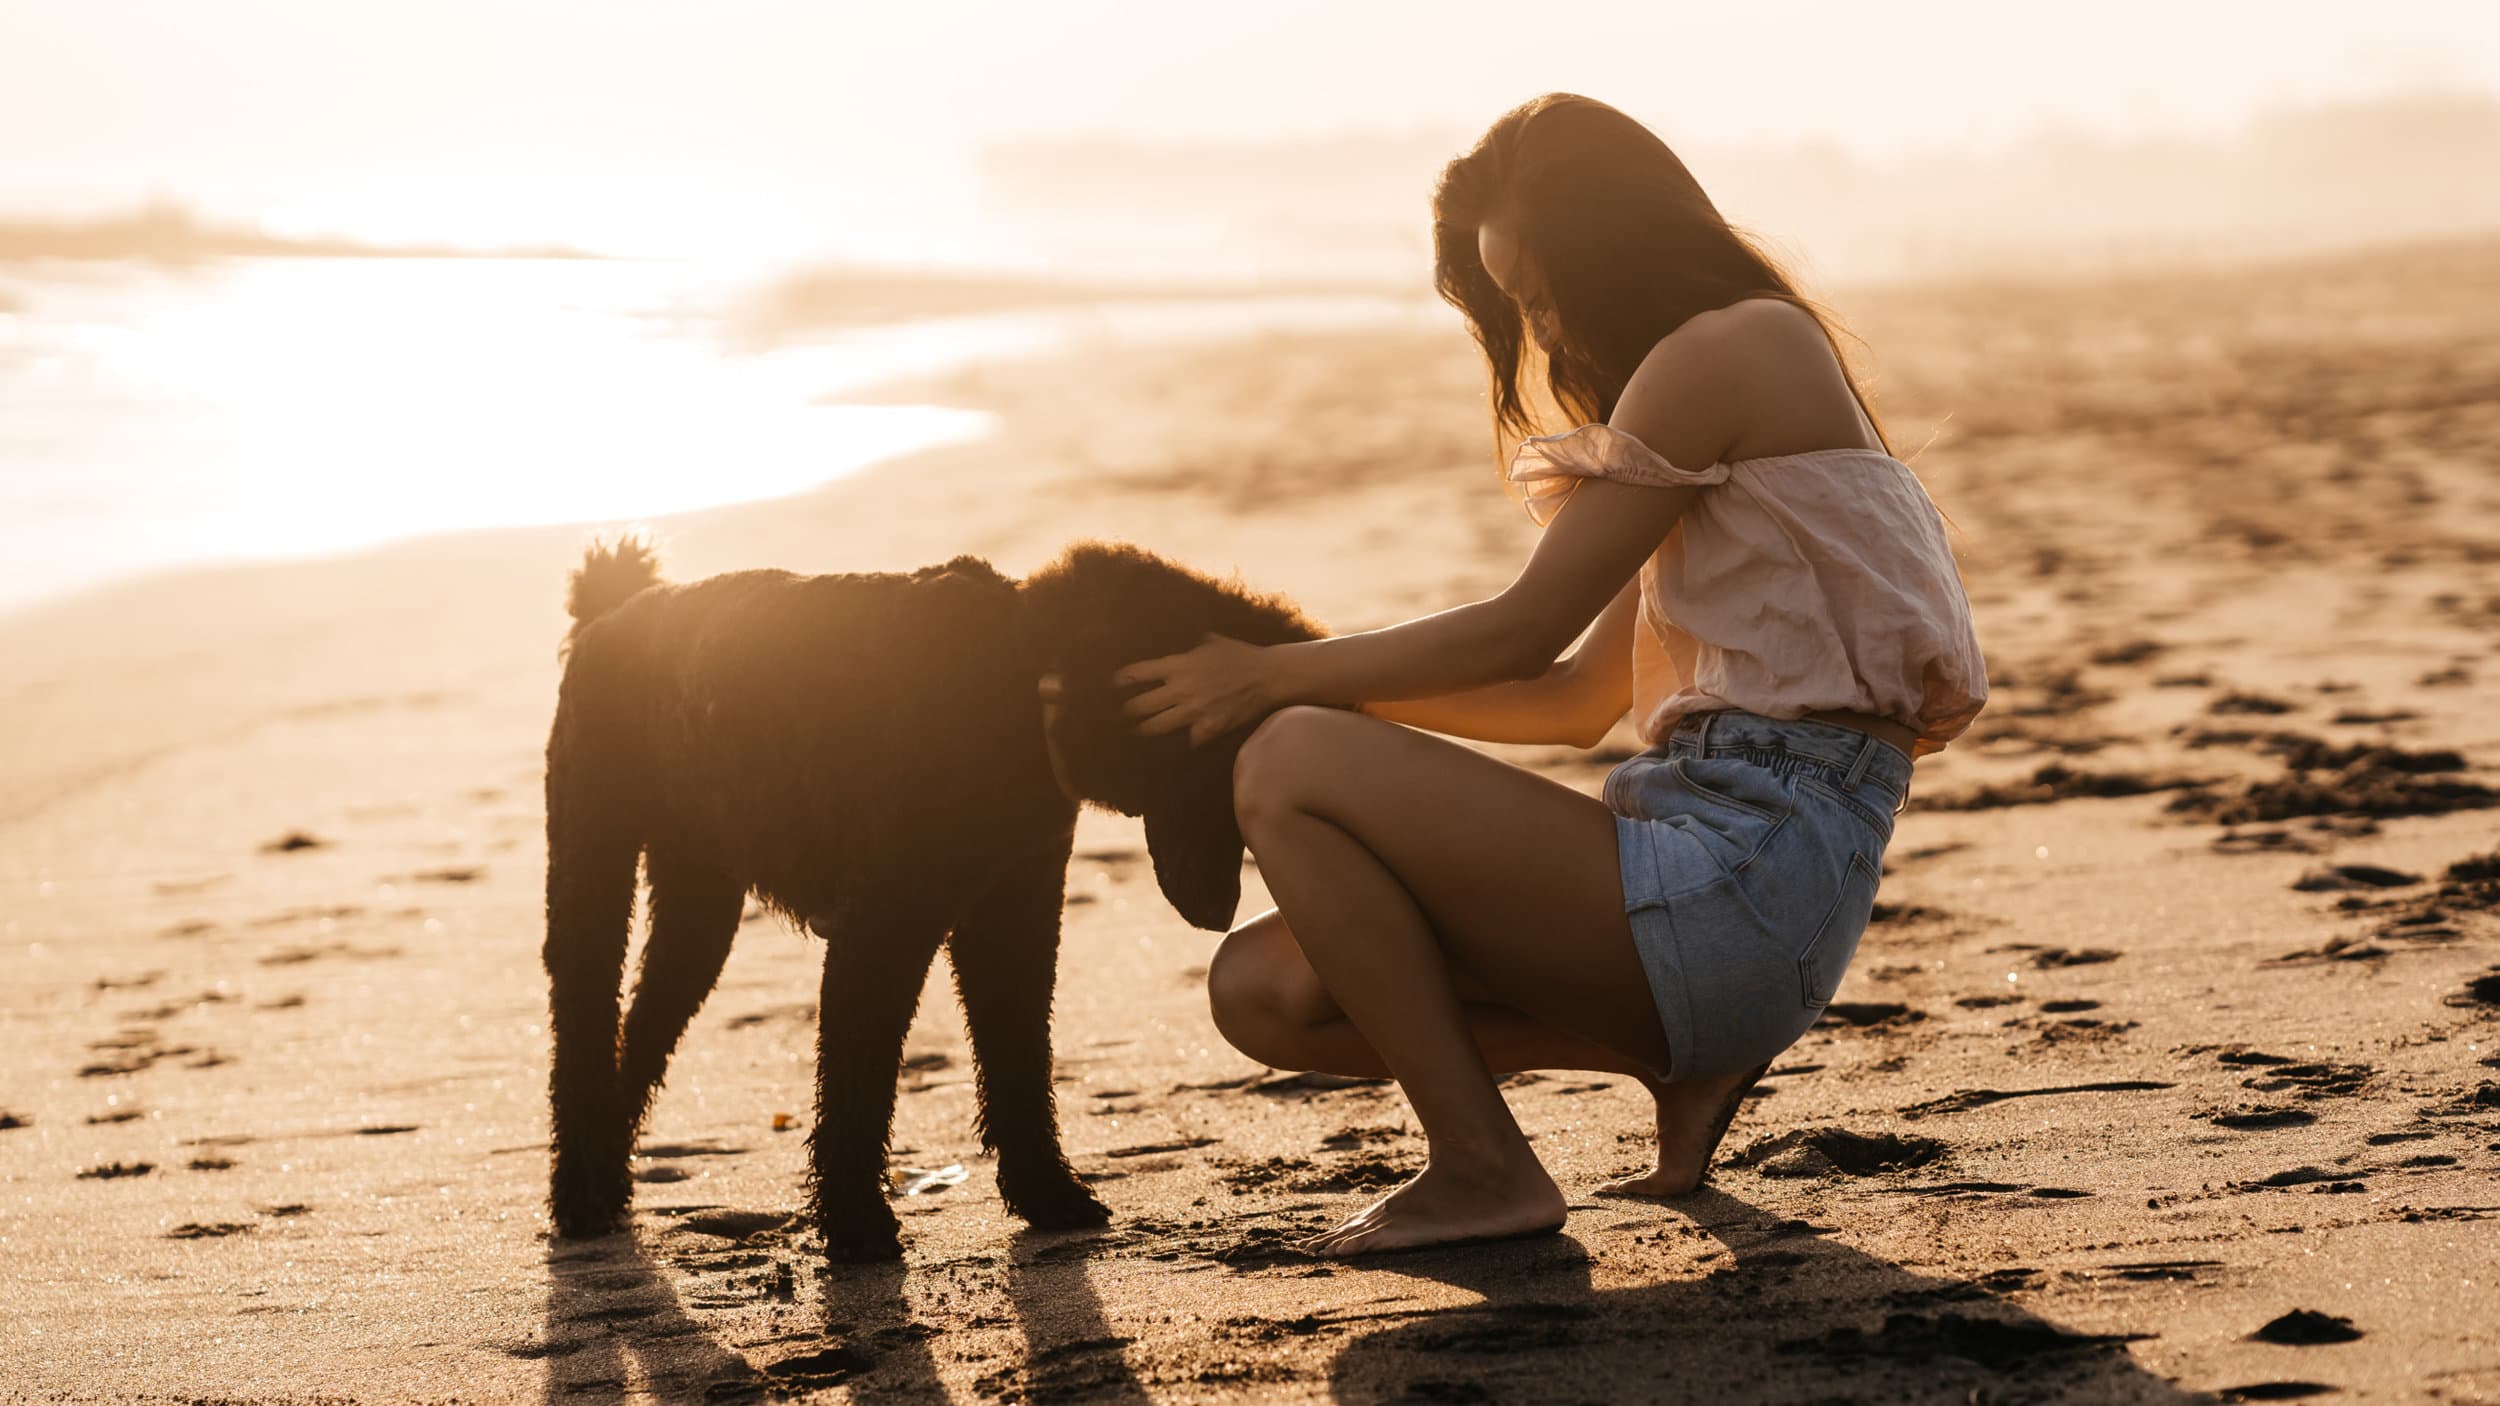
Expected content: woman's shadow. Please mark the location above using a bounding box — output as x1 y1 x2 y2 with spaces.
1319 1187 2221 1405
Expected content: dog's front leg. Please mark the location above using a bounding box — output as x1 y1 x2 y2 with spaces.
946 840 1109 1232
807 904 946 1263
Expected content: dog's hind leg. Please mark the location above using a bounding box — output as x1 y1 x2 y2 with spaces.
808 900 948 1262
947 837 1110 1232
543 777 643 1240
619 853 746 1138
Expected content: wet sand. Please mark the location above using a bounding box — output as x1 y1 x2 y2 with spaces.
4 237 2498 1403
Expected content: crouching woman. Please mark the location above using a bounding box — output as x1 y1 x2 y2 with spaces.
1110 93 1989 1257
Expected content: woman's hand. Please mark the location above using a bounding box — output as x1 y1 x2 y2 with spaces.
1114 635 1280 746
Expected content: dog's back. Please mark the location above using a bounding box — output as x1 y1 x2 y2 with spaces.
550 547 1063 907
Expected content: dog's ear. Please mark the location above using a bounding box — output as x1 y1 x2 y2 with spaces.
1042 628 1161 815
1143 748 1245 932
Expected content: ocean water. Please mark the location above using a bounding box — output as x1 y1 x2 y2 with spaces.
0 258 1433 615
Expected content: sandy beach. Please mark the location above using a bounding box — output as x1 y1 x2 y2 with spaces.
4 236 2498 1404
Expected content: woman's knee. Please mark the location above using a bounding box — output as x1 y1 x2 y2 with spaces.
1206 912 1334 1065
1232 705 1349 831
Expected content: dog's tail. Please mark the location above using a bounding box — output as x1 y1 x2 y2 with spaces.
565 535 663 648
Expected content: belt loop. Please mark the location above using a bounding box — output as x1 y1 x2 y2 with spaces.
1693 708 1715 756
1842 733 1877 791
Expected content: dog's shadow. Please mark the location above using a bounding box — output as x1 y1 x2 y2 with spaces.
533 1218 1148 1403
1318 1187 2212 1405
534 1231 768 1403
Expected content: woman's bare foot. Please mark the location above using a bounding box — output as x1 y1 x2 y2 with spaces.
1596 1062 1770 1198
1299 1149 1567 1258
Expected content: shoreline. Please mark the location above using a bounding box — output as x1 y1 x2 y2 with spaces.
0 277 1443 622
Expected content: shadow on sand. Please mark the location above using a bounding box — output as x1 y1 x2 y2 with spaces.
533 1229 770 1401
1318 1187 2213 1405
531 1216 1155 1403
531 1189 2250 1403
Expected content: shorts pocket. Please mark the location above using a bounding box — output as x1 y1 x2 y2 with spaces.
1672 754 1793 823
1797 850 1881 1009
1794 772 1895 847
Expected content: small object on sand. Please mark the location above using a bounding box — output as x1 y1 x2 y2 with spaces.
771 1111 797 1131
890 1163 967 1197
259 831 326 854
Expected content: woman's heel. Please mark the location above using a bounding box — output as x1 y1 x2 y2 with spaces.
1692 1060 1773 1180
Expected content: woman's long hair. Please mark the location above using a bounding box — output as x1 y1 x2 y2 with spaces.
1433 92 1889 471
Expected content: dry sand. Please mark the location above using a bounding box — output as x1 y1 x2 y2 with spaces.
4 238 2499 1404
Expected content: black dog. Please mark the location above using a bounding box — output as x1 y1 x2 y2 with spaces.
542 538 1321 1260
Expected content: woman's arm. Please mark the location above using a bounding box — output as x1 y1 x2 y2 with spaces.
1117 317 1741 746
1119 474 1697 744
1358 578 1637 746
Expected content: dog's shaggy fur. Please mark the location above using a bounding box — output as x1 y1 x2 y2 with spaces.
543 538 1321 1260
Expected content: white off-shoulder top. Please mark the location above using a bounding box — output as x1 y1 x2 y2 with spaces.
1509 422 1989 761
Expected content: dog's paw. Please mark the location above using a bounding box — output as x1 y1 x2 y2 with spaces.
817 1212 906 1264
549 1196 631 1241
1009 1179 1114 1232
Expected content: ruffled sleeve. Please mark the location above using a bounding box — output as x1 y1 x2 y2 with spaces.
1507 423 1731 527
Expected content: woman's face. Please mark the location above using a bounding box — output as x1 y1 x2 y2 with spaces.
1477 215 1562 357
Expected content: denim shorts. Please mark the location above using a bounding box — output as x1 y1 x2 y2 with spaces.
1604 708 1911 1083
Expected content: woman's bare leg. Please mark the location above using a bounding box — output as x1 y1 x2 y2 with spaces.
1209 910 1768 1198
1225 706 1753 1256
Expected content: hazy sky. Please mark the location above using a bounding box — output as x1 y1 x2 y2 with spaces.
6 0 2496 257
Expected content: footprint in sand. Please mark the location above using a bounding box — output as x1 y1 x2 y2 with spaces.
2244 1166 2370 1193
671 1209 794 1242
2197 1107 2318 1130
2450 968 2500 1007
2291 863 2421 891
1727 1128 1945 1178
1819 1002 1925 1029
78 1030 196 1078
1778 1309 2148 1371
2227 1057 2374 1100
2429 1083 2500 1115
1900 1080 2174 1120
258 940 401 966
2027 946 2122 969
2250 1310 2364 1345
1924 762 2206 812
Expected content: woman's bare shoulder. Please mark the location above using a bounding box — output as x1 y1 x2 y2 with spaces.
1619 298 1870 463
1647 297 1836 381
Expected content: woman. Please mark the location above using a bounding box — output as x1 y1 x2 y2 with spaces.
1105 93 1988 1257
